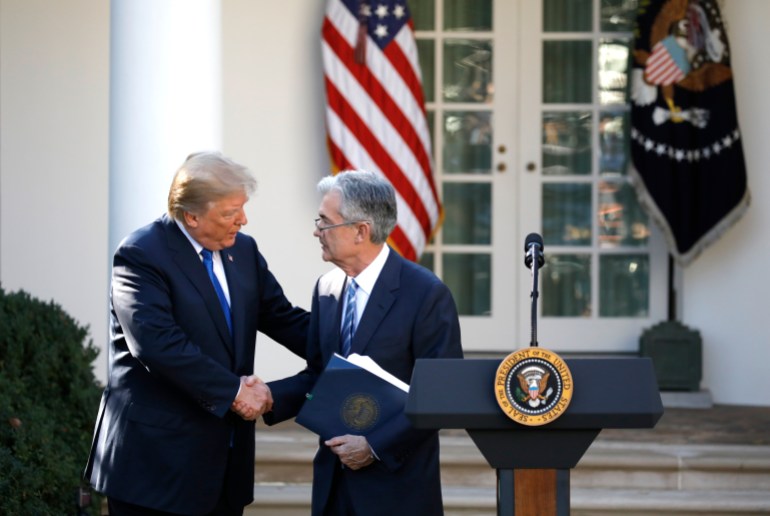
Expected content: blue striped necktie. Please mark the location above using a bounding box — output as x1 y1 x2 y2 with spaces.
201 249 232 335
340 279 358 357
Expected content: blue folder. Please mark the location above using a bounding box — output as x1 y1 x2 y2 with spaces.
295 354 408 440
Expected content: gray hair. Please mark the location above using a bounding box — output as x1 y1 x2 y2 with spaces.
318 170 397 244
167 151 257 220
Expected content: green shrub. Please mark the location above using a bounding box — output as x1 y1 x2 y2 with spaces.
0 287 103 515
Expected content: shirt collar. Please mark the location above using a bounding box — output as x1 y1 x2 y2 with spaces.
350 245 390 296
175 219 204 255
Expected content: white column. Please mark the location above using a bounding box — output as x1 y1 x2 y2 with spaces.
109 0 222 255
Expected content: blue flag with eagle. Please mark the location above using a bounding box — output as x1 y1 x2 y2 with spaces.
630 0 750 265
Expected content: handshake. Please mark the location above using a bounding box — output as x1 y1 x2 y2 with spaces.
230 375 273 420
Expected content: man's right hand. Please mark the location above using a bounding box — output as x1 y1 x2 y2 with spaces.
231 375 273 420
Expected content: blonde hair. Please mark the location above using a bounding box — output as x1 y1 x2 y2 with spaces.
167 151 256 220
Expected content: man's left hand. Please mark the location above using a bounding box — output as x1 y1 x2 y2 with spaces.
325 434 375 470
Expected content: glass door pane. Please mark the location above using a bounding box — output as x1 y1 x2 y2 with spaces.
543 41 593 103
544 0 592 32
542 111 592 176
442 39 493 103
443 111 493 174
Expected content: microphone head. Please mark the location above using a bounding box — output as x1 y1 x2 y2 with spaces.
524 232 544 252
524 232 545 269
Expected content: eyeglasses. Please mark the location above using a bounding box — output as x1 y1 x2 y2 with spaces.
314 218 370 231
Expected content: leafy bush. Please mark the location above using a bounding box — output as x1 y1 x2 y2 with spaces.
0 287 103 515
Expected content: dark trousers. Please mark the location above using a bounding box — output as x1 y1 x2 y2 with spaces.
322 462 356 516
108 497 243 516
108 448 244 516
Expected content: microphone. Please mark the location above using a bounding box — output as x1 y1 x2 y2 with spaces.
524 233 545 269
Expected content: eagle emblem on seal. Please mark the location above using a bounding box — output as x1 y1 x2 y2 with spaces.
516 365 554 408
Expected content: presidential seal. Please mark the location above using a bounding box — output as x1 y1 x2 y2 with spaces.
340 393 380 432
494 347 573 426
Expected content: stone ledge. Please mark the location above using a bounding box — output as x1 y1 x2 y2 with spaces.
661 389 714 409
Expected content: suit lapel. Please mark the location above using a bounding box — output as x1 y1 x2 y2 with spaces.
351 250 400 356
164 216 235 359
316 268 347 364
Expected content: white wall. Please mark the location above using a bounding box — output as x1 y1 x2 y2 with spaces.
682 0 770 406
0 0 110 380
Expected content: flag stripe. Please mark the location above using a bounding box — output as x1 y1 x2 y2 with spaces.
646 59 684 85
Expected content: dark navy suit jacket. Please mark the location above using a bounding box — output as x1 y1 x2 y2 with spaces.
267 248 463 516
84 214 308 514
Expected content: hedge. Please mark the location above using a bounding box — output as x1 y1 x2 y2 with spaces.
0 287 102 515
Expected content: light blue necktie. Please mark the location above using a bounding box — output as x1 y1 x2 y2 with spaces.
201 249 232 335
340 279 358 357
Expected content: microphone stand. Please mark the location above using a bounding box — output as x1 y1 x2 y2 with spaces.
530 256 539 348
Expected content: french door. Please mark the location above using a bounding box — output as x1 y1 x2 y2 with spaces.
413 0 667 353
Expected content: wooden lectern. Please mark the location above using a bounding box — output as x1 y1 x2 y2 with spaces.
405 357 663 516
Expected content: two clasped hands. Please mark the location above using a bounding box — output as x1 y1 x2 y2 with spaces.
230 376 375 470
231 375 272 420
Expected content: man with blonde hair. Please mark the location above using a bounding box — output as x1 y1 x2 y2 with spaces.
85 152 309 515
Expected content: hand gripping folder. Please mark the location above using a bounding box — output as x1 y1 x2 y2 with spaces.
295 354 409 440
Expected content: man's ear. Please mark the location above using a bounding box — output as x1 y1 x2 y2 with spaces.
355 221 372 244
183 211 198 228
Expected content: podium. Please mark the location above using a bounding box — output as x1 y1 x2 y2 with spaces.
405 357 663 516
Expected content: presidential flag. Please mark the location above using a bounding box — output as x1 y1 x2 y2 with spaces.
629 0 750 265
322 0 441 261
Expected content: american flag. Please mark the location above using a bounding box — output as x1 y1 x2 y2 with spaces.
322 0 441 261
